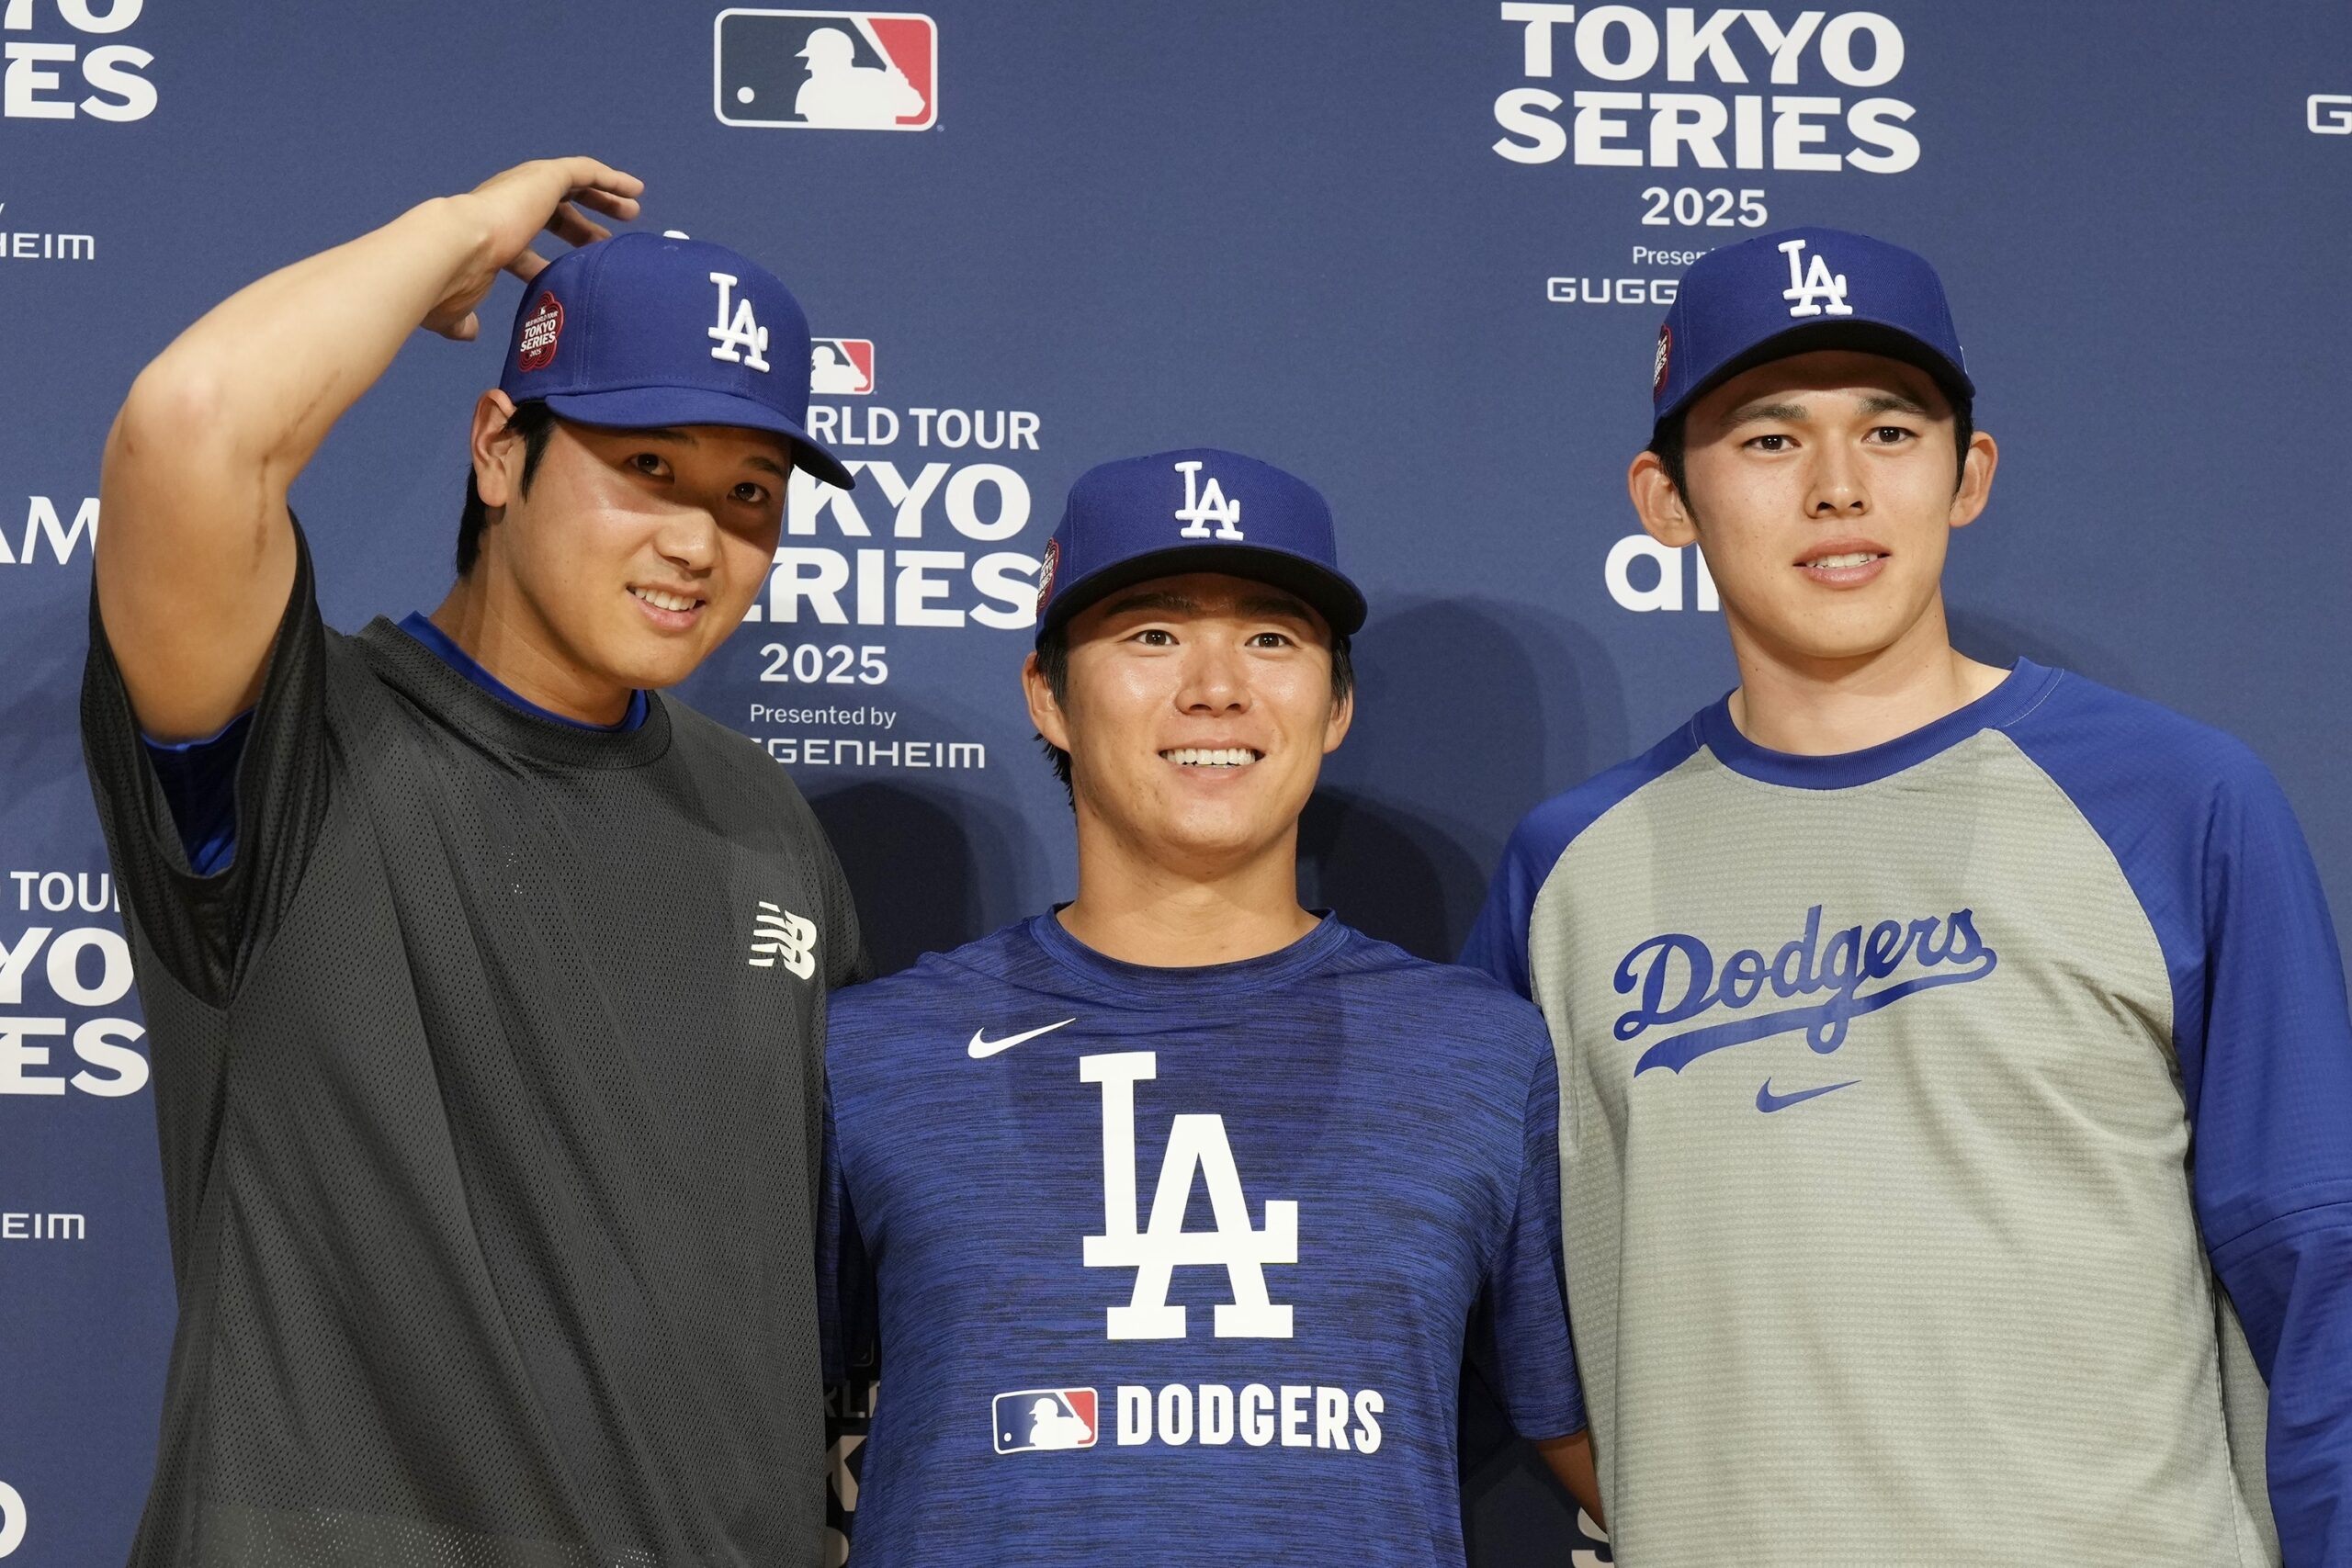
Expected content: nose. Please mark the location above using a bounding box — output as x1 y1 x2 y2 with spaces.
652 505 719 575
1804 441 1869 519
1174 637 1249 716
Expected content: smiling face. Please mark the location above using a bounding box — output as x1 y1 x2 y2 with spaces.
1630 348 1997 673
1025 571 1353 875
468 393 789 705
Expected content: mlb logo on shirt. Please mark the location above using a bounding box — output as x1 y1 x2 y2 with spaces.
714 10 938 130
992 1388 1098 1454
810 336 876 395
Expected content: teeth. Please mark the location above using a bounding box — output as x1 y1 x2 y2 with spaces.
1806 552 1881 570
632 587 698 613
1163 747 1259 767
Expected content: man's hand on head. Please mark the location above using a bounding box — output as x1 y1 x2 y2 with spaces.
424 157 645 343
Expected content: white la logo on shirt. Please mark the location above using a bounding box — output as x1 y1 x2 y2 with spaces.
748 899 816 978
1779 238 1854 320
1080 1051 1295 1339
708 271 773 371
1173 459 1244 541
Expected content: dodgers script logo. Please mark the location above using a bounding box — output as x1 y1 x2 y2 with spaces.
1080 1051 1295 1339
1619 904 1997 1077
1780 236 1854 319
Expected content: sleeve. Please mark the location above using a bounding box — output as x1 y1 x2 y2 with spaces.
2183 763 2352 1566
817 1079 879 1388
144 712 254 875
1461 829 1546 1001
809 815 871 989
80 519 333 1008
1465 1024 1586 1440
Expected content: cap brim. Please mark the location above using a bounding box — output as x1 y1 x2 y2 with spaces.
1037 544 1368 641
541 385 856 491
1657 320 1975 431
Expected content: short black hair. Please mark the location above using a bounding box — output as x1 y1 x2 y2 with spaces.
1030 620 1356 808
457 400 561 577
1647 385 1974 517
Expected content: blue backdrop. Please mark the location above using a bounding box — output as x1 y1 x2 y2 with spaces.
5 3 2349 1562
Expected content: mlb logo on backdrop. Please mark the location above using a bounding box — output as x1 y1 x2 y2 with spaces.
714 10 938 130
811 337 876 394
993 1389 1098 1454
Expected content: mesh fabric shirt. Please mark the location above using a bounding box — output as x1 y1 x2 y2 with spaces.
80 528 865 1568
1464 660 2352 1567
820 913 1582 1566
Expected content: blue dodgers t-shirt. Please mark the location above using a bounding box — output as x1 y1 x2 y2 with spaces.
822 913 1582 1566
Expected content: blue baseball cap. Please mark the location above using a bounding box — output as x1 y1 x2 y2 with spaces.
1035 448 1367 640
498 231 854 491
1651 226 1973 432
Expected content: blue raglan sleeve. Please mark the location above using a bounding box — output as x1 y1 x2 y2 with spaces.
1465 1018 1585 1439
2188 761 2352 1564
1461 825 1545 1001
2015 684 2352 1565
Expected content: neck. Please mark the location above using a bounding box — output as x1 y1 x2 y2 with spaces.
430 572 632 727
1057 810 1317 967
1723 592 2007 756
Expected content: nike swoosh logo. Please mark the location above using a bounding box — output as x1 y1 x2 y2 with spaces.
1755 1077 1860 1113
967 1019 1077 1059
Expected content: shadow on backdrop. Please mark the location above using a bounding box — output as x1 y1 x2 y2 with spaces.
1305 595 1630 963
808 779 1042 979
1300 597 1628 1561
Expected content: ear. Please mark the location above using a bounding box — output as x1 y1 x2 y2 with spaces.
1023 650 1072 754
1320 675 1354 756
1948 428 1999 530
469 389 523 514
1628 447 1698 547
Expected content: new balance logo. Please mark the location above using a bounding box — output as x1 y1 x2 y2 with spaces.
1080 1052 1295 1341
1173 459 1243 541
749 900 817 977
708 271 773 371
1779 237 1853 319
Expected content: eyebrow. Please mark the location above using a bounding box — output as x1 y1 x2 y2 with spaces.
1718 400 1813 431
1096 589 1319 625
1098 590 1201 619
628 425 792 481
1719 390 1935 431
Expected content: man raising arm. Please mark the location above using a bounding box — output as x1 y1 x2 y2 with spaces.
86 163 865 1566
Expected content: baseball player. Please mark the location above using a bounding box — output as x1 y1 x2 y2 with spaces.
83 160 865 1565
820 450 1596 1564
1465 227 2352 1564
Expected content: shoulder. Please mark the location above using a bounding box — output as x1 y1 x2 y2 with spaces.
661 694 783 777
1500 717 1706 879
830 922 1035 1040
2001 667 2282 826
1329 930 1554 1056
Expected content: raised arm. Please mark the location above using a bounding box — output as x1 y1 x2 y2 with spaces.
94 157 641 740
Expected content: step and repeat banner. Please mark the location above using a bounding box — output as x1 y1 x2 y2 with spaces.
4 2 2348 1562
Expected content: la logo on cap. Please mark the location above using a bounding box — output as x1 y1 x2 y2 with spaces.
1780 237 1853 320
707 271 772 372
1173 458 1244 541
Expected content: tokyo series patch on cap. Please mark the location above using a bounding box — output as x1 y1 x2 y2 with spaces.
497 231 854 491
1650 226 1973 430
1034 448 1366 640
